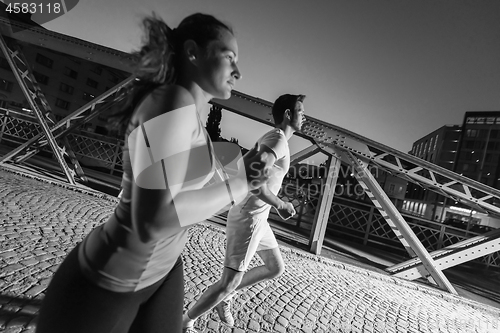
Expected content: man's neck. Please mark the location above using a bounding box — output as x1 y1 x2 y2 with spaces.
276 124 295 141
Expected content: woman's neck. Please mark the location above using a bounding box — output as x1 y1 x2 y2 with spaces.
176 78 212 112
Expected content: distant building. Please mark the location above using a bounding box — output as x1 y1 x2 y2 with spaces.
404 112 500 229
408 124 462 170
0 5 131 138
405 125 461 215
0 48 130 137
455 112 500 188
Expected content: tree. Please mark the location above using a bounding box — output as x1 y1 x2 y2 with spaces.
205 105 222 142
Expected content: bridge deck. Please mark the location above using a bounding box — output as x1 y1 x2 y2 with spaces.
0 167 498 333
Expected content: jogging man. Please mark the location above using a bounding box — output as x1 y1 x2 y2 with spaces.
183 94 307 332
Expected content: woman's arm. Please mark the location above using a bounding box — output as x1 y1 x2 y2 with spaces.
129 86 269 242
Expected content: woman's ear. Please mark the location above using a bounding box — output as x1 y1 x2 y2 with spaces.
183 40 198 64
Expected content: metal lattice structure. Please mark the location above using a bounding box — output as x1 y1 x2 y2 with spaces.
0 16 134 182
0 110 41 143
0 33 86 184
212 91 500 293
0 108 125 175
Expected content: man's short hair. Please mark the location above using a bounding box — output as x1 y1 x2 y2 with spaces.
272 94 306 125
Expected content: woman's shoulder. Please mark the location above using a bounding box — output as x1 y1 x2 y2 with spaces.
134 84 196 123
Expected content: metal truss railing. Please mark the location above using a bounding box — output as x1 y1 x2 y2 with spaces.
274 184 500 271
0 16 134 184
2 106 498 274
214 91 500 217
213 91 500 292
0 77 133 166
0 33 86 184
0 108 124 175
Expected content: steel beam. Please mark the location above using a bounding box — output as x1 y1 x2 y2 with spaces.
0 33 80 183
214 91 500 217
387 228 500 279
393 236 500 280
0 17 134 72
339 150 457 294
0 77 134 164
309 155 341 254
290 145 322 167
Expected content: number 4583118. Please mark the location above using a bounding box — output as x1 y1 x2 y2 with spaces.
5 2 62 14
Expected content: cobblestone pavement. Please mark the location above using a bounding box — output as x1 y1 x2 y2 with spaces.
0 168 499 333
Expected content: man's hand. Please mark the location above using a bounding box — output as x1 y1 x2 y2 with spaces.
276 201 296 220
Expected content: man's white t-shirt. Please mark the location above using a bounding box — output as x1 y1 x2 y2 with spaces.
235 128 290 215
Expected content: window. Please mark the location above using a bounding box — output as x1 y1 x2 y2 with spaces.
475 141 485 150
0 79 13 92
109 75 119 84
0 57 10 70
465 140 475 149
86 78 98 89
90 66 102 75
59 83 74 94
55 98 70 110
35 53 53 68
63 67 78 79
33 71 49 85
82 92 95 101
466 129 479 138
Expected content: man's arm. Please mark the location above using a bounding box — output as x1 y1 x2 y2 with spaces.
250 144 296 219
251 183 295 220
251 182 285 209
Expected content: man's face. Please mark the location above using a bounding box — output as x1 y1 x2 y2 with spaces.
291 101 306 131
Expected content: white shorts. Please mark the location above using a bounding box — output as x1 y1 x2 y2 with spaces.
224 207 279 272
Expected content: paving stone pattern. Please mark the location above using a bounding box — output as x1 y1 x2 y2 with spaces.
0 169 499 333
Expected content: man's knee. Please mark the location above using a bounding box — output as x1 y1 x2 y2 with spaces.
219 268 243 293
269 261 285 278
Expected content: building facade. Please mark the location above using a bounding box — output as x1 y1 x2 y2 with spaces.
0 45 130 137
0 6 131 137
404 112 500 229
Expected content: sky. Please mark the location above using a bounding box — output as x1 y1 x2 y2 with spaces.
39 0 500 162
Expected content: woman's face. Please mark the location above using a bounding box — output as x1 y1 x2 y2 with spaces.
197 29 241 100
